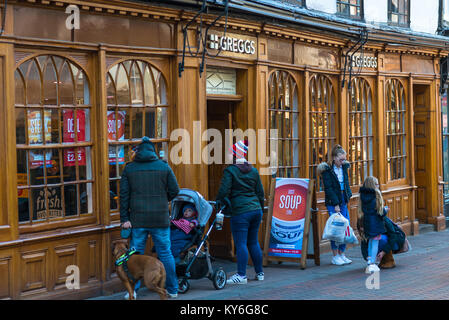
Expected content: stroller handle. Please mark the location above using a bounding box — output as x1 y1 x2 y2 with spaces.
208 201 231 218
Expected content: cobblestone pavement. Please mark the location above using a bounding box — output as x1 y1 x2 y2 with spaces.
90 228 449 300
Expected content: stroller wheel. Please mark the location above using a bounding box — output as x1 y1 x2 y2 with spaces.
212 267 227 290
178 278 190 294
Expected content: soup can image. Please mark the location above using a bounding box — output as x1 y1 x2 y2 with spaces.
269 179 309 256
271 216 305 244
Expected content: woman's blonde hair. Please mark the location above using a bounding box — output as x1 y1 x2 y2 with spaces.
357 176 384 219
328 144 346 166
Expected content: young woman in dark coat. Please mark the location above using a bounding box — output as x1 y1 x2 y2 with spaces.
357 176 389 272
317 144 352 266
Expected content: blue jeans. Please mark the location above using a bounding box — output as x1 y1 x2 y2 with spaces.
230 209 263 277
367 238 379 264
326 192 349 253
130 227 178 295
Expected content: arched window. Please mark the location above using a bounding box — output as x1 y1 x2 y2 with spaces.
348 78 374 186
385 79 407 181
309 74 336 188
106 60 168 212
15 55 92 224
268 71 300 178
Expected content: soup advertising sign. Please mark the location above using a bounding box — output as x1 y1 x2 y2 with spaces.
268 178 310 258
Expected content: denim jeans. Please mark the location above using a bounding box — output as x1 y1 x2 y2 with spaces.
326 192 349 253
367 238 379 264
130 227 178 295
230 209 263 277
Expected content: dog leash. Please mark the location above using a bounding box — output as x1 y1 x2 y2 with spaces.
115 248 139 283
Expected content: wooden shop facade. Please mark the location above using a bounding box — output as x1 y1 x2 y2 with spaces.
0 0 447 299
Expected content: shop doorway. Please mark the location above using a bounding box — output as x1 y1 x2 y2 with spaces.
413 84 431 223
207 99 236 259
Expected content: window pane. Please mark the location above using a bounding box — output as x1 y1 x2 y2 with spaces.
16 108 26 144
15 71 25 105
43 57 58 105
59 61 75 105
109 180 119 211
130 62 143 105
31 187 46 221
116 64 130 105
25 59 41 105
107 73 116 105
64 184 78 216
157 107 167 139
144 66 156 105
17 148 29 222
145 109 155 138
131 108 143 139
80 183 93 214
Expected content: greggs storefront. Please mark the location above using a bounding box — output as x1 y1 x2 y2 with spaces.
0 0 446 299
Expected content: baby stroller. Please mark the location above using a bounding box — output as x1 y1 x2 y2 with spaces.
170 188 227 293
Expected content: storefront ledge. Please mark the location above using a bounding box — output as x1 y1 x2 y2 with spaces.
427 215 446 232
0 224 121 249
18 280 104 300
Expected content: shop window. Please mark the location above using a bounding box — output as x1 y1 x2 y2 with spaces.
15 55 93 225
107 60 168 212
348 78 373 186
309 74 336 189
385 79 407 181
268 71 300 178
336 0 364 20
388 0 410 27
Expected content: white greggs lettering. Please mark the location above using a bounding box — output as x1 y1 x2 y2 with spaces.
351 55 378 68
279 195 302 210
209 34 256 55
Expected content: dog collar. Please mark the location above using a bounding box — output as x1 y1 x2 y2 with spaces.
115 248 138 266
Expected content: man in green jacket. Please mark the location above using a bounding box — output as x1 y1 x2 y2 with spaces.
120 136 180 298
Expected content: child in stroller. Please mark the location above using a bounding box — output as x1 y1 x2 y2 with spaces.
169 188 227 293
170 204 199 263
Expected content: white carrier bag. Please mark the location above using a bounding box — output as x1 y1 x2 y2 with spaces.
322 212 350 244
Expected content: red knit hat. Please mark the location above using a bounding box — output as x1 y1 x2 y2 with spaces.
230 140 248 160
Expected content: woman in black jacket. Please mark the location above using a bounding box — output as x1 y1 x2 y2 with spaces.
317 144 352 266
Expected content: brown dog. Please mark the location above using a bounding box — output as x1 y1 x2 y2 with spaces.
112 240 167 300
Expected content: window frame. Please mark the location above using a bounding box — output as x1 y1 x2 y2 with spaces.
308 74 337 191
336 0 364 20
347 77 374 187
268 70 302 178
385 78 408 186
106 59 170 219
15 54 95 234
388 0 410 28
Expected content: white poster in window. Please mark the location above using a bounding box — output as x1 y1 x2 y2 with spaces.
27 110 52 167
107 110 126 164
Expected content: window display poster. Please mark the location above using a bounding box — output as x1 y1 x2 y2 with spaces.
63 109 86 166
267 178 310 258
107 110 126 164
27 110 53 167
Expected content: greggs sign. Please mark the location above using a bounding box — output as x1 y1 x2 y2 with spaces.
209 33 256 55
